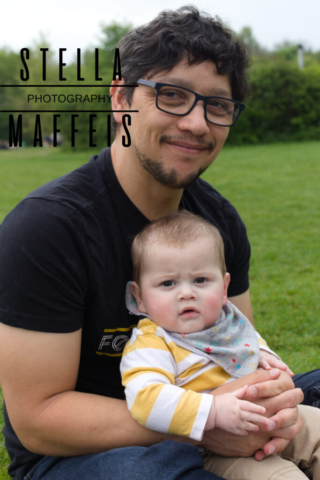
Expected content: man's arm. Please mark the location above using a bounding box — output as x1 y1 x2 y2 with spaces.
0 323 165 456
229 289 255 327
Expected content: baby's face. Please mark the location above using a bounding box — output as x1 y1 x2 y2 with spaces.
131 238 230 334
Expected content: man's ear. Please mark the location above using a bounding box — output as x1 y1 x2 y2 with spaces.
222 273 230 306
110 77 128 126
130 281 148 314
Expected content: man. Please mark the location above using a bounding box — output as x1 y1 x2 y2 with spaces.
0 6 317 480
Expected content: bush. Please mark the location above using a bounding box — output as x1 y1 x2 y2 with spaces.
228 64 320 144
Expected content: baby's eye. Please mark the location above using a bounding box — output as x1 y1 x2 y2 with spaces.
194 277 206 284
162 280 175 287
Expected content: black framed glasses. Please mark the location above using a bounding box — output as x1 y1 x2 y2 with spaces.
136 79 245 127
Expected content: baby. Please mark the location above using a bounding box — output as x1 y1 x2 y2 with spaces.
120 210 320 479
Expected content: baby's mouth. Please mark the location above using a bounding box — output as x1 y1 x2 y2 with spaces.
180 307 199 318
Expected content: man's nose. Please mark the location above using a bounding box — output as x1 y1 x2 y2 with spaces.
176 102 210 136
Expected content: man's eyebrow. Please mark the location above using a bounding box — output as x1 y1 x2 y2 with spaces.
151 76 232 97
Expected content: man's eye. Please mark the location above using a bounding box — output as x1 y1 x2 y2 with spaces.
207 99 233 116
194 277 206 284
160 89 184 98
158 88 187 105
162 280 175 287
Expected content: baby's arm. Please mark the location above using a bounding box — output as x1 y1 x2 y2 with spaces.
120 325 213 440
204 385 268 435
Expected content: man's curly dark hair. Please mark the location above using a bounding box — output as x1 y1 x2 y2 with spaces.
113 5 250 131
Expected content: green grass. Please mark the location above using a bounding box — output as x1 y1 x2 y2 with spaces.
0 142 320 478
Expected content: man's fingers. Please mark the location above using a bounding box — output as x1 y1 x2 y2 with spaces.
246 371 302 402
254 437 290 461
246 368 282 398
263 436 291 456
271 412 303 438
262 389 303 419
254 415 303 461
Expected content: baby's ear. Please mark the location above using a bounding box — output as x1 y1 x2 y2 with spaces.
131 281 148 314
222 273 230 305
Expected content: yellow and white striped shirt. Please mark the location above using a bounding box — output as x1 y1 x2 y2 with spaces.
120 318 273 441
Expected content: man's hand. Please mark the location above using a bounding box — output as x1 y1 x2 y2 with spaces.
259 351 294 377
245 369 303 460
200 369 303 459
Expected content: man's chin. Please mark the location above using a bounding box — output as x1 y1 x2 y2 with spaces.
140 156 205 189
161 171 202 189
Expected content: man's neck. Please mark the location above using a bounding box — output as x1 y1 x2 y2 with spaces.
111 142 184 221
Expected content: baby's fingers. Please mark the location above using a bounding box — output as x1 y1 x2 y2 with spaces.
232 428 249 436
241 411 267 426
238 418 260 432
263 356 294 375
240 400 266 415
259 359 271 370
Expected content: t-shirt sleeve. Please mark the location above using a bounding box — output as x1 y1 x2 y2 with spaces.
221 199 251 297
0 198 90 333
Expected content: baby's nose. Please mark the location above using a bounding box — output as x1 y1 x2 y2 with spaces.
178 284 196 300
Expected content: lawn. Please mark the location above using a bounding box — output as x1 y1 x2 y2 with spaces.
0 141 320 478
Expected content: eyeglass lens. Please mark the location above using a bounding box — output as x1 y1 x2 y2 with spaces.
157 86 239 126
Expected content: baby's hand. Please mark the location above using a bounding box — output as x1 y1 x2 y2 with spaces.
259 350 294 376
205 386 272 435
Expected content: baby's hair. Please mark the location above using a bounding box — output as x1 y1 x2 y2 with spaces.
131 210 226 283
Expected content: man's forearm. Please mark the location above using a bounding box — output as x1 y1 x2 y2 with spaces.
16 391 165 456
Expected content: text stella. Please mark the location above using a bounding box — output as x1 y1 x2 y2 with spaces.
20 48 122 82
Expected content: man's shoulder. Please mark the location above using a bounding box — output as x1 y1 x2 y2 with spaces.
24 148 110 215
183 177 240 221
1 148 112 233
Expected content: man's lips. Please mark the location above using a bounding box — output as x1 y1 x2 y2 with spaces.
160 134 214 153
166 141 209 153
168 141 208 150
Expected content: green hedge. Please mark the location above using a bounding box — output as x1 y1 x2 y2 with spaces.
228 64 320 144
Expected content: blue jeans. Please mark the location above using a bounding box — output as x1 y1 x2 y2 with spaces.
23 441 224 480
23 370 320 480
293 369 320 407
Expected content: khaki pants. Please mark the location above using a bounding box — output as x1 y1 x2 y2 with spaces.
203 405 320 479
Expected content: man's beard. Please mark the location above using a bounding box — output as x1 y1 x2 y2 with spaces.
136 154 205 189
134 136 214 189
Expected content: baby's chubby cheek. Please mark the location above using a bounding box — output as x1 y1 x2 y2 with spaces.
203 294 225 315
146 297 174 325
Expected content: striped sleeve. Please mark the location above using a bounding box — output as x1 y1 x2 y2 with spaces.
120 319 213 441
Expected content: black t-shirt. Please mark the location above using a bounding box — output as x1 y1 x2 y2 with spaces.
0 147 250 479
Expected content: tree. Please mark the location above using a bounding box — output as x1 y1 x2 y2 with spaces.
237 27 268 57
